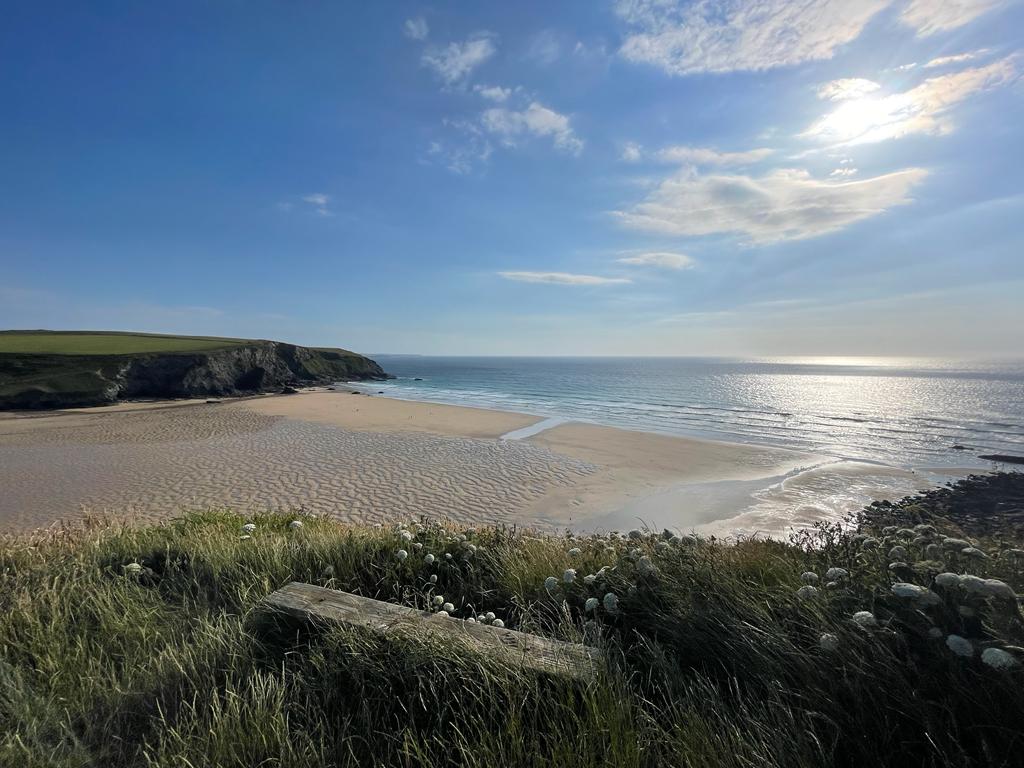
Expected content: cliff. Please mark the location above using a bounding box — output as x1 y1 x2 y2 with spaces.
0 332 388 410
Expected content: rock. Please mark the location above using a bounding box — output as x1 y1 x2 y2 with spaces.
280 386 299 395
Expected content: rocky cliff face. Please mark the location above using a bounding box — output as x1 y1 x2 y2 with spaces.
0 342 388 410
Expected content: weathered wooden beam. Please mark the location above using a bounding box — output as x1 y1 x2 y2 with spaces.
264 582 603 682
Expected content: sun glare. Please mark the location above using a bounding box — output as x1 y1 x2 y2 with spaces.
812 93 914 145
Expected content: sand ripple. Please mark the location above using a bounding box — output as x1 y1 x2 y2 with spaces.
0 406 596 532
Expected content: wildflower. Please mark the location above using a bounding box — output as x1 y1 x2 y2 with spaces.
825 567 848 581
928 627 943 639
628 529 642 540
444 553 453 561
413 542 423 550
492 619 505 628
852 611 877 628
891 582 927 599
914 524 936 535
436 610 449 617
935 572 959 588
896 528 915 540
442 602 455 613
424 554 435 565
583 574 597 585
882 526 897 536
124 562 143 576
637 556 657 576
544 576 559 592
429 574 438 583
860 537 879 550
603 592 619 612
288 520 304 530
467 617 476 623
568 547 582 557
961 547 987 559
655 541 670 553
432 595 445 607
916 589 942 607
819 633 840 652
679 534 698 547
399 530 413 542
889 562 909 571
563 568 577 584
321 565 335 578
925 544 942 559
397 549 408 561
796 585 819 600
959 575 987 594
239 535 252 541
585 597 599 612
946 634 974 658
941 537 970 550
477 614 487 622
800 572 819 584
981 648 1020 671
888 546 909 561
241 523 257 533
912 536 930 548
485 611 496 622
981 579 1016 600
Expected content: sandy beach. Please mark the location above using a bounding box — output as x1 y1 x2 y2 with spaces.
0 390 954 535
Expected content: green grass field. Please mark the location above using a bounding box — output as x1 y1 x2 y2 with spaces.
2 475 1023 768
0 330 248 356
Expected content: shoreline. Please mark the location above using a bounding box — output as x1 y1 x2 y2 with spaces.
0 388 972 536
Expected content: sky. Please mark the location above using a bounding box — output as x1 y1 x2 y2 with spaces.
2 0 1023 357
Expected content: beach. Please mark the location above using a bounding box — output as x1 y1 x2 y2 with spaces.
0 389 962 535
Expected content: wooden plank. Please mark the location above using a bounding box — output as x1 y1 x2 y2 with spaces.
264 582 603 682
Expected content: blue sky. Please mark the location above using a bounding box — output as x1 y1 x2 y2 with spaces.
2 0 1022 357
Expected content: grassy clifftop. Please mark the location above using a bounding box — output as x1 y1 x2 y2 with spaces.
1 473 1022 767
0 330 388 409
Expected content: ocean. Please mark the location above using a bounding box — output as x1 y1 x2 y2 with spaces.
360 356 1024 535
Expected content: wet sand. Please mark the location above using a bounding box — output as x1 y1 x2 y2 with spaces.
0 390 950 535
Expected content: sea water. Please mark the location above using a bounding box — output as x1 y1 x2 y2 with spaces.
361 356 1024 535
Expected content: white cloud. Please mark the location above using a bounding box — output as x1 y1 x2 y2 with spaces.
805 56 1019 145
498 271 631 285
616 0 891 75
924 49 989 68
403 17 429 41
431 119 493 175
422 34 496 85
901 0 1004 37
617 252 695 270
474 84 512 102
817 78 881 101
621 142 643 162
481 102 584 155
614 166 927 243
302 193 329 207
829 167 858 177
656 145 774 166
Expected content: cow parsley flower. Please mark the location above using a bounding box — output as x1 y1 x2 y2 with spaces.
825 567 848 581
429 574 438 584
432 595 445 607
545 576 559 592
585 597 599 612
796 585 819 599
413 542 423 550
424 554 435 565
982 579 1016 600
946 634 974 658
239 535 252 541
891 582 926 599
941 537 970 550
563 568 577 584
436 610 449 617
852 611 877 628
444 553 453 561
241 523 256 533
583 574 597 585
399 530 413 542
935 572 960 588
568 547 582 557
928 627 943 639
959 575 987 594
628 529 642 540
819 633 840 652
637 556 657 576
888 546 909 561
981 647 1020 671
466 617 476 623
485 611 496 622
288 520 303 530
492 619 505 628
800 572 819 584
124 562 143 575
442 602 455 613
396 549 408 561
603 592 619 612
961 547 987 559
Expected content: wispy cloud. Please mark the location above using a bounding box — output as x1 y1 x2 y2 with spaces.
403 17 429 41
817 78 881 101
656 145 773 166
615 0 891 75
614 167 928 243
498 271 630 285
524 29 561 65
901 0 1005 37
617 252 695 270
474 84 512 102
924 49 989 68
301 193 334 217
805 55 1019 146
422 33 496 85
482 102 583 155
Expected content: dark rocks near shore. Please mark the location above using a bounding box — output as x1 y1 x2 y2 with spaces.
0 341 389 410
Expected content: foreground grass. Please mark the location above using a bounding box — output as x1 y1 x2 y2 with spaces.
0 330 248 356
2 477 1024 767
